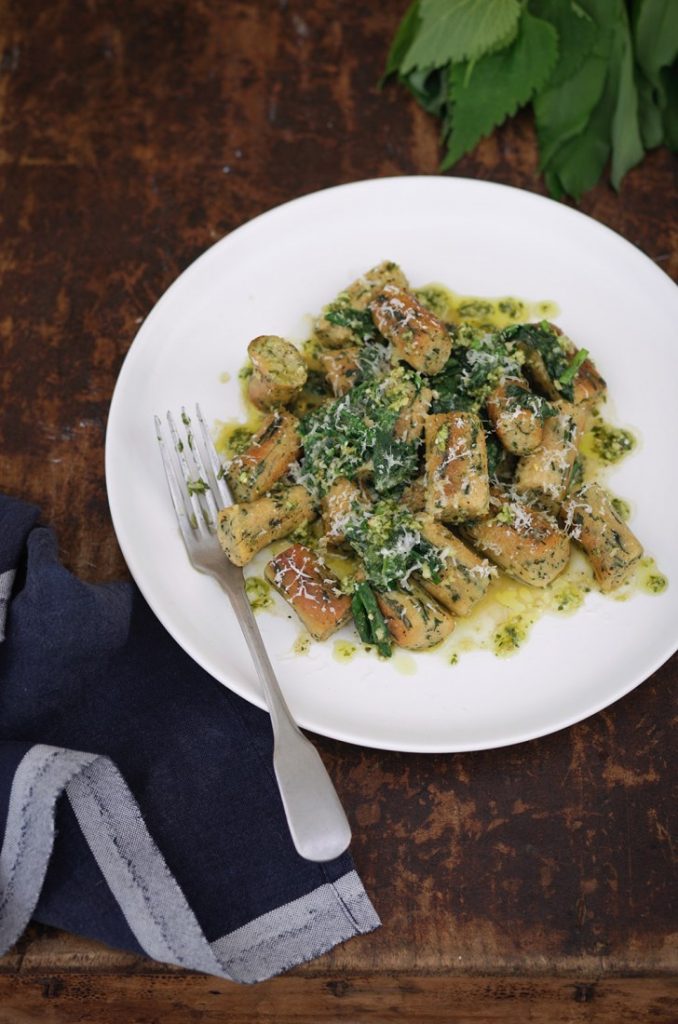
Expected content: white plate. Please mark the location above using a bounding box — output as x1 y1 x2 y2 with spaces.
106 177 678 753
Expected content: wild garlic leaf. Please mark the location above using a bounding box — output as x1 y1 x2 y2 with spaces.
633 0 678 78
382 0 421 84
530 0 598 88
662 63 678 150
535 55 608 169
404 66 449 116
442 11 558 168
400 0 522 72
610 10 644 189
543 55 617 201
534 7 614 174
636 69 665 149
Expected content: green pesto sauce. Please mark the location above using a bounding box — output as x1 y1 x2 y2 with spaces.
610 496 632 521
493 615 533 657
293 633 311 655
214 420 255 458
581 422 637 465
449 653 459 666
636 557 669 595
551 583 588 615
414 285 559 330
244 576 274 612
333 640 358 663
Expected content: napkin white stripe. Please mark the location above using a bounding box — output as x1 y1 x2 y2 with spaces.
211 869 380 983
0 744 379 982
0 745 98 952
0 569 14 641
67 757 225 977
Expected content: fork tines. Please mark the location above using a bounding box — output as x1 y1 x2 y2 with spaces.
154 405 231 539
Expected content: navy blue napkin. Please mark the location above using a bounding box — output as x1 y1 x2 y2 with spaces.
0 494 379 981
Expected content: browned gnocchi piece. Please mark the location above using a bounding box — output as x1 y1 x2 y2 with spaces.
265 544 352 641
559 484 643 592
343 260 410 310
227 412 301 503
370 285 452 375
322 477 362 545
514 401 585 503
486 378 544 455
416 518 495 616
314 261 410 347
425 412 489 523
394 386 432 443
247 335 308 410
461 499 570 588
521 322 606 407
376 584 455 650
401 474 427 513
321 347 361 397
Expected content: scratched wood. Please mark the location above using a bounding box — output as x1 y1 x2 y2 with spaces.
0 0 676 1021
0 974 677 1024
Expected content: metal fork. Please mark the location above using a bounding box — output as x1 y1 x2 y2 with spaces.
154 404 352 862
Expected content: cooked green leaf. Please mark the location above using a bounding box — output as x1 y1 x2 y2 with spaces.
442 11 558 168
345 502 444 594
352 583 392 657
400 0 522 72
558 348 589 385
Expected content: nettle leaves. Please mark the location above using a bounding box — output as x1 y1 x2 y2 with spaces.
384 0 677 201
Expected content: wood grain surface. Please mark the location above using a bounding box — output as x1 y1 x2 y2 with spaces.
0 1 676 1021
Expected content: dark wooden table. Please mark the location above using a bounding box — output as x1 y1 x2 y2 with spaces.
1 2 676 1021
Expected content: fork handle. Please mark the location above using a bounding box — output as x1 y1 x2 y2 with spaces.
225 585 352 863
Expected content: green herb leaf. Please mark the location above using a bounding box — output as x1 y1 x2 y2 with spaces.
403 66 449 116
400 0 522 73
535 54 608 170
662 62 678 150
636 68 665 149
538 5 624 204
610 8 644 189
382 0 421 84
384 0 673 201
530 0 598 88
633 0 678 79
442 11 558 168
533 0 616 173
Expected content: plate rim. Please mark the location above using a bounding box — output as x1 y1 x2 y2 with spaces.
105 174 678 753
